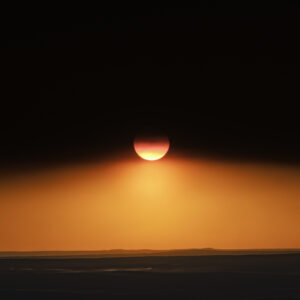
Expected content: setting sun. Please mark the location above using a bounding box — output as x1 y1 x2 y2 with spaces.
134 134 170 161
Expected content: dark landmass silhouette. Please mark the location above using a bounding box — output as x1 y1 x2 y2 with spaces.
1 253 300 298
2 248 300 299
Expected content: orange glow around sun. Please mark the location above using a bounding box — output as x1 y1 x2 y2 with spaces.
134 135 170 161
0 157 300 251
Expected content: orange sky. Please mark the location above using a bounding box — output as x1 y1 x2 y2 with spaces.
0 155 299 251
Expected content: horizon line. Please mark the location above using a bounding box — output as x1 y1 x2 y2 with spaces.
1 248 300 253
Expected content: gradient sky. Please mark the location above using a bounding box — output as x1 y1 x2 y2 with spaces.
0 154 299 251
1 7 300 252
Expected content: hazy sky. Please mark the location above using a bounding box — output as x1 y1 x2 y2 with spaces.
0 154 299 251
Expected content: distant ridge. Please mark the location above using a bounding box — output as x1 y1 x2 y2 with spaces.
1 248 300 258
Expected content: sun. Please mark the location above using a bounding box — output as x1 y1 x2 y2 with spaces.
134 134 170 161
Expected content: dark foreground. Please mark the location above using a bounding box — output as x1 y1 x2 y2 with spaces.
0 254 300 299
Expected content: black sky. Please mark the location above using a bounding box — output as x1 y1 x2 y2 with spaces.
1 5 300 169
